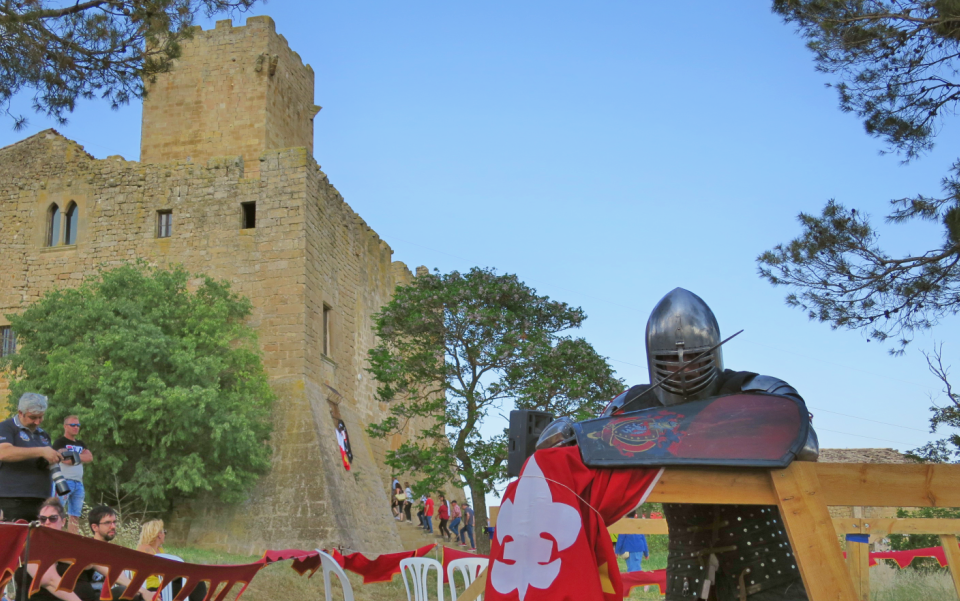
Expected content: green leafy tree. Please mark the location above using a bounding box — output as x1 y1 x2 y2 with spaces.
0 0 258 130
2 263 274 511
366 268 623 554
762 0 960 460
890 505 960 571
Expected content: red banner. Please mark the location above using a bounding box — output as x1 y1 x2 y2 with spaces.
620 569 666 595
440 546 487 583
841 544 957 569
331 543 436 584
485 447 663 601
259 549 322 576
0 525 28 594
0 524 263 601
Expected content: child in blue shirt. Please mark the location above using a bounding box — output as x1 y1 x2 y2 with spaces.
615 511 649 572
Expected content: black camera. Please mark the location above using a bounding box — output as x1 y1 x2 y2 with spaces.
47 463 70 496
61 449 81 465
38 450 79 496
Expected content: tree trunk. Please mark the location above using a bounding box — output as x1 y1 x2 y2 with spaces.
471 486 491 555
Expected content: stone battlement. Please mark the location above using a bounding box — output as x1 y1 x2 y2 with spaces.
140 15 321 179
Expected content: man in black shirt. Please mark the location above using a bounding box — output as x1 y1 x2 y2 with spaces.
80 506 152 601
52 415 93 533
0 393 63 522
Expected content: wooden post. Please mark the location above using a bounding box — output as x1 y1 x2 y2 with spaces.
843 526 869 601
939 534 960 599
770 462 857 601
456 567 487 601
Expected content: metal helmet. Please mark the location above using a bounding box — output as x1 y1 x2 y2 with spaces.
535 416 577 451
645 288 724 406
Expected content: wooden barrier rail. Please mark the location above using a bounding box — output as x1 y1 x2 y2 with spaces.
610 515 960 600
458 462 960 601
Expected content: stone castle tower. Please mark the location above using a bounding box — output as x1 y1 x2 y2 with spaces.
140 17 321 179
0 16 429 554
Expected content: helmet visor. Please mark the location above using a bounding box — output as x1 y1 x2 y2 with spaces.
652 348 719 397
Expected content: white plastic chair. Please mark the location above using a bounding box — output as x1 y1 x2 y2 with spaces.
400 557 444 601
155 553 184 601
314 549 354 601
446 557 486 601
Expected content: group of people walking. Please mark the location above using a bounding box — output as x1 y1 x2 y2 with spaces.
389 478 476 550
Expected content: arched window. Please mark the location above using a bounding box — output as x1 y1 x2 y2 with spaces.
47 203 61 247
64 202 78 245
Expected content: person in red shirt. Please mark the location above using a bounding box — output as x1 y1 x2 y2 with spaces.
424 493 435 534
437 494 451 540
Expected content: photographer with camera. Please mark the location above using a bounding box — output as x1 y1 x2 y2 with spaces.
0 393 64 522
52 415 93 534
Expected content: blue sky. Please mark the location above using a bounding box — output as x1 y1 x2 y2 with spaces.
3 3 957 487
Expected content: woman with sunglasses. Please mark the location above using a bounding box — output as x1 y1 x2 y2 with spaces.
14 498 86 601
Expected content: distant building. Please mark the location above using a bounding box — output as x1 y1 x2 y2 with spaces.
0 16 428 554
821 448 917 550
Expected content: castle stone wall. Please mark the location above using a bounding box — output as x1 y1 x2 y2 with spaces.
0 128 427 553
140 17 320 180
0 17 440 555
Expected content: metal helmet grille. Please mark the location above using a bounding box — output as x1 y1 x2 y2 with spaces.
653 345 719 396
645 288 724 405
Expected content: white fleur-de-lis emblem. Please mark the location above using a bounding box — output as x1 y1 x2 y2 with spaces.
490 455 582 600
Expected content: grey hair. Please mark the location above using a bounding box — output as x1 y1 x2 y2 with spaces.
18 392 48 414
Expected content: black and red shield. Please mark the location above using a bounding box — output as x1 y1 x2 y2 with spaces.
574 393 810 468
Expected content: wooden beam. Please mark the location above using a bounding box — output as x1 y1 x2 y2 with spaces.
816 463 960 508
607 519 669 535
644 466 776 504
456 567 487 601
496 463 960 511
834 518 861 535
940 535 960 600
832 518 960 536
642 463 960 507
489 506 499 528
771 462 857 601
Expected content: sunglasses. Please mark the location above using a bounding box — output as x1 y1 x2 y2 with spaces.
37 515 61 524
66 423 80 427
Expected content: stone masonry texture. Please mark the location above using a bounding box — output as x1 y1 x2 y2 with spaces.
140 17 321 181
0 16 435 555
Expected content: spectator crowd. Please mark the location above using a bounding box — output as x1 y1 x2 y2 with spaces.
391 479 476 552
0 392 209 601
0 391 487 601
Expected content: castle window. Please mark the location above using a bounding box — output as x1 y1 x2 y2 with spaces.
322 304 332 356
46 203 61 247
0 327 15 357
241 202 256 229
157 210 173 238
64 202 78 245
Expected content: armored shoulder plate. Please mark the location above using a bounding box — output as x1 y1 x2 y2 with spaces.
741 374 802 401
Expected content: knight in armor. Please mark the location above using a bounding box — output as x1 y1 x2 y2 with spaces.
536 287 818 601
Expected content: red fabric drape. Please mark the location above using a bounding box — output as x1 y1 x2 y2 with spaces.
869 545 950 568
330 543 436 584
259 549 322 576
484 446 663 601
620 569 666 595
0 524 29 593
440 546 488 583
1 524 264 601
